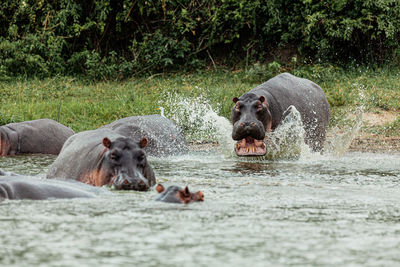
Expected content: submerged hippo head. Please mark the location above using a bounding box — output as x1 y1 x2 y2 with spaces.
155 184 204 204
231 93 272 156
86 136 156 191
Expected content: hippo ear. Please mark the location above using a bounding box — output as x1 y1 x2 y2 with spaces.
178 187 191 202
233 97 239 103
139 137 148 148
102 137 111 148
156 184 165 193
184 186 190 195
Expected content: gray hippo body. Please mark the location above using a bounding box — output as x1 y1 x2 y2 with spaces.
232 73 331 156
47 128 156 191
0 119 74 156
0 176 109 200
101 115 188 156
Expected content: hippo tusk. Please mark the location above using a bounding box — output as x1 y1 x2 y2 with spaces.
266 120 272 133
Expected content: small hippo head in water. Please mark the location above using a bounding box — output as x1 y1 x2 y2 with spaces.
231 93 271 156
155 184 204 204
87 137 156 191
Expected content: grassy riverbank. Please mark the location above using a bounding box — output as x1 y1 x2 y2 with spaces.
1 65 399 139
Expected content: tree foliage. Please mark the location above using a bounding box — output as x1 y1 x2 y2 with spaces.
0 0 400 79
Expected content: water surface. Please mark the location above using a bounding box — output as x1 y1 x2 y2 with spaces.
1 151 400 266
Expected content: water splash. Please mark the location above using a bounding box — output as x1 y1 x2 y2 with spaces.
159 93 235 155
323 107 363 157
323 86 366 157
159 95 311 159
159 93 364 160
264 106 310 160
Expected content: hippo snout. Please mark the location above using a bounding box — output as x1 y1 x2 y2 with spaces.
232 119 265 141
242 122 259 134
113 173 150 191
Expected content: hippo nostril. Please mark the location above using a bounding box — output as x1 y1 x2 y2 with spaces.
123 179 129 185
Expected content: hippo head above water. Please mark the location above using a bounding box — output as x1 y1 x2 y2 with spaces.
155 184 204 204
82 136 156 191
231 93 271 156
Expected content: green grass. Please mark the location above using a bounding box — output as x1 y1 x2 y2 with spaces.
1 65 399 135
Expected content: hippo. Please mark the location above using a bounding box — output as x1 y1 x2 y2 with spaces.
0 119 74 156
155 184 204 204
232 73 331 156
46 129 156 191
0 176 109 200
101 115 188 156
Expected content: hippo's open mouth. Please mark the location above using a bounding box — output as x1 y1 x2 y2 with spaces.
235 137 266 156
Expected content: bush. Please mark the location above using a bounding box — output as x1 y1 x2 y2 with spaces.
0 0 399 79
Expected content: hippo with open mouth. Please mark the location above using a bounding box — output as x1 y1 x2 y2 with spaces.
232 73 331 156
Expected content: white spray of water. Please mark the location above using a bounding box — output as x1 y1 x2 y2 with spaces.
322 86 366 158
159 93 235 156
322 107 363 157
264 106 311 160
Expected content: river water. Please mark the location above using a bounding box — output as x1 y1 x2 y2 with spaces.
1 102 400 266
1 150 400 266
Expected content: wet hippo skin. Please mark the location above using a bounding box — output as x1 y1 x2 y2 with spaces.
0 176 109 200
232 73 331 156
47 129 156 191
0 119 74 156
101 115 188 156
155 184 204 204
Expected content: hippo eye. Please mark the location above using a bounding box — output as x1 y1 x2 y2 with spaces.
136 153 146 168
110 152 120 161
136 152 145 162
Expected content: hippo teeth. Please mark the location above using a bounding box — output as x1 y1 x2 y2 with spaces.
235 137 266 156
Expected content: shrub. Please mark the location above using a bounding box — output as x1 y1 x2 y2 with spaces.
0 0 399 79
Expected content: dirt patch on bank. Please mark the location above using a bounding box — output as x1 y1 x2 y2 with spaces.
349 110 400 153
362 111 398 126
349 134 400 153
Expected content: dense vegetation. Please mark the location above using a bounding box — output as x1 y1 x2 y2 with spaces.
1 0 400 80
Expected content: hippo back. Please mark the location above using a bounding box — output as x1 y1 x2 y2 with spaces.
252 73 330 128
0 176 109 200
1 119 74 155
101 115 188 156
